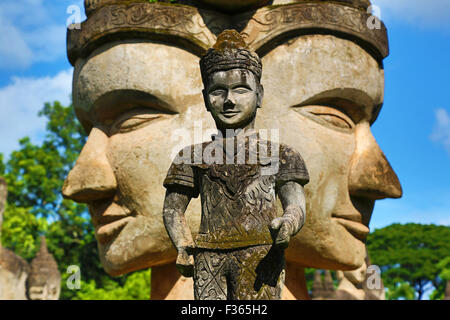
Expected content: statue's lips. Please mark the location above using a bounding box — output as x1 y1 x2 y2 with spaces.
95 216 134 245
221 111 240 118
89 201 134 245
332 216 369 241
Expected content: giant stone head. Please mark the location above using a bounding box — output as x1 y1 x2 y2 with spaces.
63 0 401 298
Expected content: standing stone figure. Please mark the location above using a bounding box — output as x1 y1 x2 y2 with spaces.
162 30 309 300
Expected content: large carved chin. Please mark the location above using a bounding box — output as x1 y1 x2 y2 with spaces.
97 216 176 276
286 219 367 271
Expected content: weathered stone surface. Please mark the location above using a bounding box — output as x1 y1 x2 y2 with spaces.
27 237 61 300
64 0 402 299
0 247 29 300
0 177 30 300
84 0 372 16
68 2 388 66
258 34 401 272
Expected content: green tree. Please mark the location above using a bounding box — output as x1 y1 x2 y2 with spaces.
75 269 151 300
0 101 150 299
429 256 450 300
367 223 450 300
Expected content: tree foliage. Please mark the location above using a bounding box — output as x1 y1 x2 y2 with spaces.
0 101 149 299
367 223 450 300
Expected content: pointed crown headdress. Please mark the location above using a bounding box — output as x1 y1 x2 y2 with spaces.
200 30 262 85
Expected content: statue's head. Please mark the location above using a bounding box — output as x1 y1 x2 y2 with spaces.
200 30 264 131
27 237 61 300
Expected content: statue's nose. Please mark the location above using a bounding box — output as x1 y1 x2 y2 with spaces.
62 127 117 203
348 121 402 200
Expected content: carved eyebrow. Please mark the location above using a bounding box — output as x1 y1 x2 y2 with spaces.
291 88 379 124
91 89 176 127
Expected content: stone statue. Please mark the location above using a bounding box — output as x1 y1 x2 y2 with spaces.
312 249 385 300
162 30 309 300
311 270 335 300
27 236 61 300
63 0 402 299
0 177 30 300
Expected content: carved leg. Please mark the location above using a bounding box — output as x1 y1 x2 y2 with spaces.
229 245 285 300
193 250 228 300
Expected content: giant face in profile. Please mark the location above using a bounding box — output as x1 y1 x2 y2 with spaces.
63 0 401 293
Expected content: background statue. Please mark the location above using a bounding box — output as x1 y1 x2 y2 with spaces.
0 178 61 300
63 0 402 299
0 177 30 300
27 236 61 300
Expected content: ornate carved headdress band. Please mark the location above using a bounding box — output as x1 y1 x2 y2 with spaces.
68 1 388 65
200 30 262 84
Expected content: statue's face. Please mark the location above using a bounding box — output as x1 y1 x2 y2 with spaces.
204 69 262 130
28 283 59 300
257 35 402 270
63 41 208 275
63 34 401 276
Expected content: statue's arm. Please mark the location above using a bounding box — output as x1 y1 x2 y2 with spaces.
270 181 306 248
163 186 195 277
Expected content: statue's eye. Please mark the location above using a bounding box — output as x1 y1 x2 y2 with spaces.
110 108 166 134
295 105 355 132
233 87 251 94
209 89 226 96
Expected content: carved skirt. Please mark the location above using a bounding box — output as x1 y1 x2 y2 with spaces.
193 245 285 300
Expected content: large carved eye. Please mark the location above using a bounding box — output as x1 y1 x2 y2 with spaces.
295 105 355 132
109 108 166 135
209 89 226 97
232 86 252 94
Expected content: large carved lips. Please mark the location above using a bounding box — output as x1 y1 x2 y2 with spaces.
89 200 134 245
221 110 241 118
332 211 369 241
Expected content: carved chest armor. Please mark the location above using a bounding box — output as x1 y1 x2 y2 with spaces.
164 135 309 250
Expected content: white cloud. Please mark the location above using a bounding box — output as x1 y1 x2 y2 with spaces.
431 108 450 155
372 0 450 29
0 69 73 158
0 0 82 70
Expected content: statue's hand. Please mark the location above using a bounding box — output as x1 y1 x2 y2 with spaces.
269 217 294 249
176 247 195 278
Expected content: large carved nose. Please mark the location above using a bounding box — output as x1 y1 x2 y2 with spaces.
348 121 402 200
62 127 117 203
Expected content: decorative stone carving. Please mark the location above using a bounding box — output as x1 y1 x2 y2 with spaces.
27 236 61 300
63 0 402 300
162 30 308 300
68 1 388 66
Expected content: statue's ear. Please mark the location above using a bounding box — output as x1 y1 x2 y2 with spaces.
203 88 211 112
257 84 264 108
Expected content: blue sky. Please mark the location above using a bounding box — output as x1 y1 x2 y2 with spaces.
0 0 449 231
